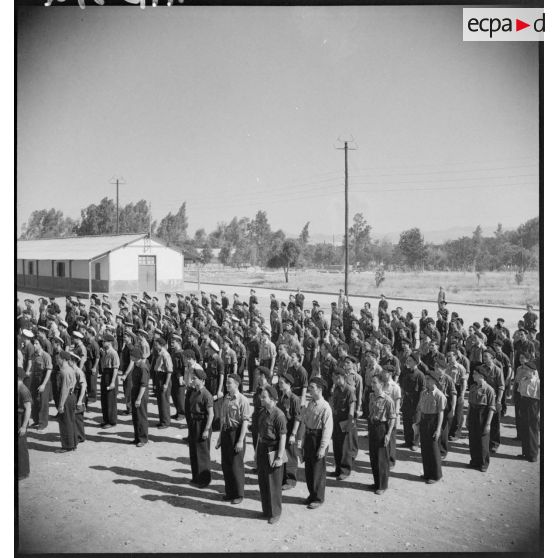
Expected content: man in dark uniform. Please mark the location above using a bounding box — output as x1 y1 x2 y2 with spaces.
400 353 426 451
153 337 173 429
277 373 301 490
30 338 53 431
478 350 505 453
100 334 120 429
170 334 187 421
330 369 357 481
187 368 214 488
119 330 135 415
55 351 78 453
18 367 32 480
128 346 149 447
256 385 287 524
216 373 251 504
467 368 496 472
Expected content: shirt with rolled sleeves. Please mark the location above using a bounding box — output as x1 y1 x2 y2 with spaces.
299 398 333 454
101 347 120 370
277 391 302 434
58 362 76 408
32 351 52 381
368 392 396 423
221 392 251 429
383 379 401 406
258 339 277 362
468 383 496 411
416 387 446 415
155 348 173 373
445 362 468 389
257 406 287 447
479 364 504 398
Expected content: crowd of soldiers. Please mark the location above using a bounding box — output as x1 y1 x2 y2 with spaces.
17 287 541 524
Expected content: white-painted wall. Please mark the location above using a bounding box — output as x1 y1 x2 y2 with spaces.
109 238 183 282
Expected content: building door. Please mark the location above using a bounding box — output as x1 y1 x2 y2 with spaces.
138 255 157 292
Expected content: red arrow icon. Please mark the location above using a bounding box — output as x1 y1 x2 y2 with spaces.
516 18 530 31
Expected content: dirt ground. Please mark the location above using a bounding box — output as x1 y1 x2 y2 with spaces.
18 388 540 554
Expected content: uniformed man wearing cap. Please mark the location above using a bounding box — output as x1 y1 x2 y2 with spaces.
129 346 150 447
153 337 174 429
380 365 401 468
68 352 87 443
100 334 120 428
170 334 187 421
478 350 505 453
318 342 337 402
30 337 53 431
187 368 214 488
413 372 446 484
120 330 136 415
277 372 301 490
331 368 357 481
232 332 247 394
256 384 287 524
445 350 468 441
55 351 78 452
257 328 276 376
215 373 251 505
367 374 396 494
297 377 333 509
467 367 496 472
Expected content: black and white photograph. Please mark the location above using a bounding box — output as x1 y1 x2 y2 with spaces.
15 1 543 554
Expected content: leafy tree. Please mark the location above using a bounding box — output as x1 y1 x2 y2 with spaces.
349 213 373 266
20 208 78 239
200 244 214 264
268 239 301 283
218 243 232 265
156 202 188 246
75 197 116 236
472 225 483 271
119 200 152 234
193 228 207 246
397 228 426 269
247 210 273 266
299 221 310 245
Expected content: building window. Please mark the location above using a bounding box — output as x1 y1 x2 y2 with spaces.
95 262 101 280
27 261 34 275
138 255 156 265
56 262 66 277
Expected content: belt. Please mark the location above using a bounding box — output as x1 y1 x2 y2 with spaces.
306 428 322 434
191 413 207 420
222 425 240 431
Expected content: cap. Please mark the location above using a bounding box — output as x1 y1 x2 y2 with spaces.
309 377 327 391
263 385 278 401
59 320 68 328
172 334 182 343
103 334 115 342
72 331 84 339
137 329 148 337
281 372 295 385
193 368 206 381
227 373 241 385
130 347 143 359
222 336 232 345
52 336 64 345
59 350 72 361
209 340 220 352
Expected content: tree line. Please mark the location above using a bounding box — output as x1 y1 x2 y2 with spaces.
19 199 538 277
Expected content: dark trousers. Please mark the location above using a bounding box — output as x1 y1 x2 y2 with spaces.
332 422 354 477
388 425 397 467
100 370 118 426
237 363 245 394
362 387 371 417
282 440 298 487
514 392 522 438
368 421 389 490
171 376 186 417
85 366 98 401
256 444 283 519
123 374 133 413
185 387 194 432
419 413 442 481
468 404 490 469
131 391 149 444
440 409 453 458
74 402 86 443
449 396 464 438
247 361 257 392
303 430 326 503
489 405 501 451
155 374 171 426
402 397 420 447
30 376 50 429
519 397 539 461
58 392 77 450
18 413 30 479
221 427 246 499
188 418 211 485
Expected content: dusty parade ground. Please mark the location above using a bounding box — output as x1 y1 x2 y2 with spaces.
18 390 540 553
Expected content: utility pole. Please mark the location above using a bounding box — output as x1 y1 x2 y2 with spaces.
335 138 357 296
110 176 126 235
148 201 152 238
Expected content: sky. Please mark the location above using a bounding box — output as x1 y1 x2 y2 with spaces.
16 5 539 240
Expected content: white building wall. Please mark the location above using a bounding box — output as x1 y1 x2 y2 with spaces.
71 256 109 280
109 238 183 290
